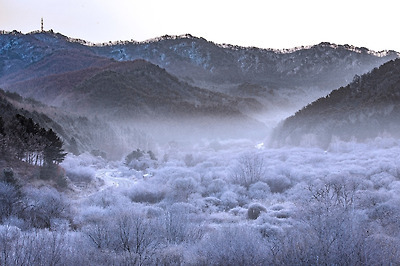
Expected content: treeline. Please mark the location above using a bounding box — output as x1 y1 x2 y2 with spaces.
0 94 67 183
0 114 66 166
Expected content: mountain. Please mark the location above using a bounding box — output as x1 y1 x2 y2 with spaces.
3 58 260 118
271 59 400 147
93 35 399 97
0 31 96 78
1 49 113 86
1 32 398 116
1 31 399 145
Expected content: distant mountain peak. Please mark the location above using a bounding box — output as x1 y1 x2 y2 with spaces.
143 33 205 43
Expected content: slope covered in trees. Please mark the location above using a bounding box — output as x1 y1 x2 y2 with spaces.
7 59 257 118
0 92 68 188
271 59 400 147
92 35 399 90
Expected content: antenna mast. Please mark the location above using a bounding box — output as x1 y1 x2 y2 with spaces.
41 18 44 32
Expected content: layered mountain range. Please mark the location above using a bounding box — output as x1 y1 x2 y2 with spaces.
1 30 399 154
1 32 397 109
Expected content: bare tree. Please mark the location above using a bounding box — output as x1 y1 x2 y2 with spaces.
231 153 266 189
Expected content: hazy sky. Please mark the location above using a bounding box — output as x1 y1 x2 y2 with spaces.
1 0 399 51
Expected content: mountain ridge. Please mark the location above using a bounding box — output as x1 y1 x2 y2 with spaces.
1 30 399 143
271 58 400 147
2 31 398 86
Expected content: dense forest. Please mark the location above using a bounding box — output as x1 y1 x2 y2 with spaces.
272 59 400 146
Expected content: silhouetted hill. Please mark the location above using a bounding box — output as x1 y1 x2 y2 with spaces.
271 59 400 147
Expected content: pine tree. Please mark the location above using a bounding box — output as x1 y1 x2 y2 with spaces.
43 129 67 166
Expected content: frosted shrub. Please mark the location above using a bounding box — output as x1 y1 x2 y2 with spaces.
22 187 70 229
0 182 20 220
83 220 114 250
247 203 266 220
86 189 126 209
203 178 227 197
66 167 95 183
369 200 400 229
203 197 222 209
83 209 163 265
153 245 186 266
249 181 271 199
266 175 292 193
220 191 239 210
184 153 195 167
370 172 397 189
125 149 158 171
0 225 20 265
127 183 165 204
196 225 270 265
163 203 196 244
144 206 164 218
61 154 99 183
168 176 199 202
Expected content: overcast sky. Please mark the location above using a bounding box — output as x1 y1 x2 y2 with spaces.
1 0 399 51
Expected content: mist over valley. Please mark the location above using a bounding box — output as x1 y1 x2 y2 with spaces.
1 30 400 265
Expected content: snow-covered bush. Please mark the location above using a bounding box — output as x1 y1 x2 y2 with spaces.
247 203 267 220
249 181 271 199
167 176 200 202
22 187 70 229
196 225 270 265
220 191 239 210
126 183 165 204
265 175 292 193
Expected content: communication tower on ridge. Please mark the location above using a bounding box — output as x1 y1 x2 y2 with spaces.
41 18 44 32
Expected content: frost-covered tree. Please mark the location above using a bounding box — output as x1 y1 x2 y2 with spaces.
0 182 21 221
22 187 70 229
230 153 266 189
84 209 162 266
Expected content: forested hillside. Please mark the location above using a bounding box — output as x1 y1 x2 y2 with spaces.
272 59 400 147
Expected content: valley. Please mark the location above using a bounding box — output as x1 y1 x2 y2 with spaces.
1 30 400 265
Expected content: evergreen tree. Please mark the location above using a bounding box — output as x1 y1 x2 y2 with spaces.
43 129 67 166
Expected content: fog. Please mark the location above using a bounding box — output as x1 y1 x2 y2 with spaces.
3 80 400 264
